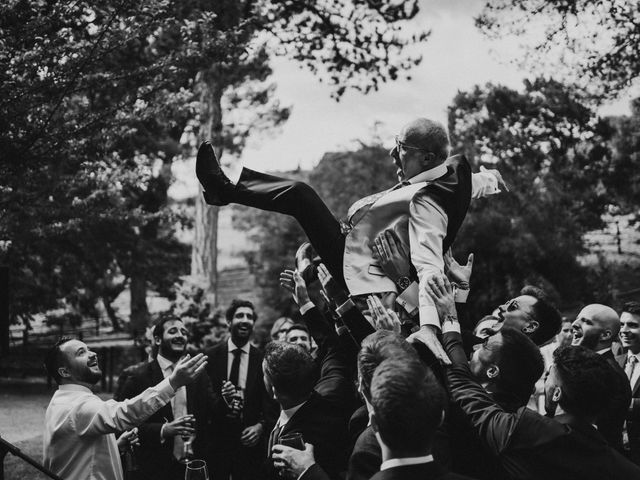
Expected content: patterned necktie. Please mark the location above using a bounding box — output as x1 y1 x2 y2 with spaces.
229 349 242 387
347 181 410 227
168 364 188 460
626 355 638 381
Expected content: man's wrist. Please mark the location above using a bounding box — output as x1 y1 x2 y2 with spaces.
335 297 355 317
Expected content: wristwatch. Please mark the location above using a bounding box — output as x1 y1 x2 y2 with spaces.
396 276 411 290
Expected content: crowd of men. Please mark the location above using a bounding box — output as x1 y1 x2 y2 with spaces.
41 118 640 480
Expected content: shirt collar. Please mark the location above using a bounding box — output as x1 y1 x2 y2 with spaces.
277 400 307 428
58 383 93 394
380 455 434 471
156 353 176 374
596 347 611 356
628 351 640 361
228 337 251 354
406 163 447 184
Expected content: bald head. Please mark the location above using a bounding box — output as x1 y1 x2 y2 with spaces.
572 303 620 351
399 118 450 161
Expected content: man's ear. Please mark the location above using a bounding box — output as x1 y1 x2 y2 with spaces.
523 321 539 334
552 386 562 403
486 365 500 379
153 336 161 347
58 366 71 379
601 330 613 342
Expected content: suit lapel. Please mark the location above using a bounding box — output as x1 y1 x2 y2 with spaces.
218 342 229 382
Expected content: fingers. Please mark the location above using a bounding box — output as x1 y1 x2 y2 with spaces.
317 263 330 283
433 341 452 366
466 253 474 269
384 230 400 256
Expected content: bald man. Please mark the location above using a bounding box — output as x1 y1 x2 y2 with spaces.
196 118 504 360
572 304 632 452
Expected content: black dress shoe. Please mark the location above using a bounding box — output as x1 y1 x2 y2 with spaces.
195 141 233 206
295 242 319 284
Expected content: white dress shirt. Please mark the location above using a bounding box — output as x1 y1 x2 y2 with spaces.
380 454 434 471
43 379 175 480
156 354 189 456
227 338 251 389
408 166 500 327
627 351 640 391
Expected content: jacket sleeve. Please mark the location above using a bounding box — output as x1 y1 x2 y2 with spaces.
443 331 522 455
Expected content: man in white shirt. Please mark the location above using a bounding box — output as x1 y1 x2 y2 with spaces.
196 118 506 362
42 337 207 480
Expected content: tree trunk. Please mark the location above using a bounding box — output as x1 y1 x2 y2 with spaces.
191 73 224 298
129 272 149 338
102 295 121 332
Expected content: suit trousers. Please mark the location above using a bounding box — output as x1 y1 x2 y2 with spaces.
228 168 347 288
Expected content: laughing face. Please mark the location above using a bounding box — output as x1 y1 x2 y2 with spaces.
58 339 102 385
229 306 255 346
493 295 538 333
156 319 188 361
620 312 640 354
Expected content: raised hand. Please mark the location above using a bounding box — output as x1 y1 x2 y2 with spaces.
168 353 208 390
116 428 140 453
317 263 349 306
161 415 195 439
443 249 474 289
425 274 457 322
279 269 310 306
371 229 411 284
367 295 401 334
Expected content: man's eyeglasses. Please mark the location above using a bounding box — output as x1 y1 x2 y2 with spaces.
395 135 428 152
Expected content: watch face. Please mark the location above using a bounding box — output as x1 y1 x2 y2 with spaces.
397 277 411 289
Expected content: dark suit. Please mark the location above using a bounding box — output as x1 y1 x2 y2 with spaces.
205 341 276 480
617 352 640 464
347 425 381 480
370 462 474 480
114 359 215 480
443 331 640 480
598 349 632 453
268 329 353 480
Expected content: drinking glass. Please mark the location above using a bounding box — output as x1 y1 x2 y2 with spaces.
184 459 209 480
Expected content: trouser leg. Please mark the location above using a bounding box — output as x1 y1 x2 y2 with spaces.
227 168 346 287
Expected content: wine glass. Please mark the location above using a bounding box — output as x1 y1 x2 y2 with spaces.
184 459 209 480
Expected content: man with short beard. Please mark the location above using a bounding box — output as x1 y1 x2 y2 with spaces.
115 313 216 480
43 336 207 480
569 303 631 452
205 299 275 480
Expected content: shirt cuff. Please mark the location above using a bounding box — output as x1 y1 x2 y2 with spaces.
336 298 355 317
299 301 315 316
156 377 176 402
454 288 469 303
396 282 419 316
419 304 440 329
442 321 461 334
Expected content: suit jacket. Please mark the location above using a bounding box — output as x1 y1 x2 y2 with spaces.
347 425 381 480
370 462 474 480
443 331 640 480
343 156 472 298
617 352 640 462
269 330 353 480
204 341 276 452
597 349 632 453
114 359 215 480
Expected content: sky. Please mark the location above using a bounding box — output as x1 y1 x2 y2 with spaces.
171 0 635 198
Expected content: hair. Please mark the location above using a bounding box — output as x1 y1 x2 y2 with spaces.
494 327 544 405
371 358 445 454
225 299 257 323
520 285 562 346
44 337 74 384
358 330 417 401
553 345 616 419
286 323 309 336
263 341 316 400
422 120 450 161
152 312 183 340
271 316 293 339
623 301 640 316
